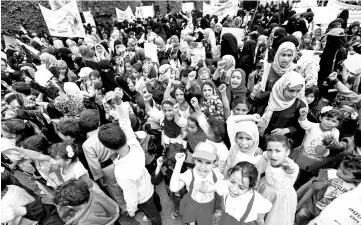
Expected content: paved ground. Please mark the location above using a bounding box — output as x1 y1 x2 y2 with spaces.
14 170 183 225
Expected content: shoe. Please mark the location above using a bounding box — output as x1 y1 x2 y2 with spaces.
143 215 150 222
171 210 179 220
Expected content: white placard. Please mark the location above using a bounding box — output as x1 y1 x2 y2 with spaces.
82 11 96 27
182 2 194 12
35 66 53 87
144 43 159 64
221 28 245 45
135 5 154 19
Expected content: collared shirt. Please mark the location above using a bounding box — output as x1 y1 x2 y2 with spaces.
82 129 116 181
113 102 151 214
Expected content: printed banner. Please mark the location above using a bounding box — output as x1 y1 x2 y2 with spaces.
327 0 361 23
293 0 318 8
182 2 194 12
116 6 135 22
221 28 245 45
144 43 159 64
293 7 339 25
135 5 154 19
203 1 238 20
82 11 96 27
39 0 85 37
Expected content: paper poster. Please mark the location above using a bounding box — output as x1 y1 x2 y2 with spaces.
327 0 361 24
297 50 321 67
39 0 85 37
116 6 135 22
221 28 245 45
182 2 194 12
82 11 96 27
293 7 339 25
35 66 53 87
203 1 238 20
135 5 154 19
292 0 318 8
189 42 206 61
144 43 159 64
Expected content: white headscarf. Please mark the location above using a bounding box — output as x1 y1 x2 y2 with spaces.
258 71 306 136
272 41 297 75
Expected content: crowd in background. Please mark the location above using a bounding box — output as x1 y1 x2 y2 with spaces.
1 1 361 225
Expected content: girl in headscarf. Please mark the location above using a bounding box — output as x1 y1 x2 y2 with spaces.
186 115 207 152
199 80 224 120
223 121 263 177
346 21 360 41
203 28 218 59
53 39 64 49
299 32 316 50
313 26 324 42
337 9 349 29
226 69 247 105
214 23 223 45
238 40 257 76
98 59 117 93
76 45 98 70
220 33 239 62
258 71 306 144
52 60 76 83
94 44 110 61
40 52 57 69
155 36 168 64
66 39 81 57
263 41 297 92
233 17 243 28
213 55 236 85
255 35 268 63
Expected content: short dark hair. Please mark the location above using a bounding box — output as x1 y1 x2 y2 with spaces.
231 97 252 111
79 109 100 133
54 179 90 206
132 63 142 72
208 117 226 142
320 108 344 122
48 142 78 162
98 123 127 150
266 134 293 150
57 118 81 138
227 161 258 189
22 135 49 154
342 156 361 180
12 82 31 95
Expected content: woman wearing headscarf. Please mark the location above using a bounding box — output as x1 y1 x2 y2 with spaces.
257 71 306 145
66 39 81 58
260 41 297 93
238 40 257 77
285 15 298 35
233 17 243 28
214 23 223 45
299 32 316 50
75 45 98 70
212 55 236 85
203 28 218 59
255 35 268 63
49 60 76 83
337 9 349 29
199 80 224 120
292 31 303 45
155 36 168 64
220 33 239 62
346 21 360 42
98 59 117 93
226 69 247 105
53 39 64 49
318 28 347 97
94 44 110 62
40 53 57 70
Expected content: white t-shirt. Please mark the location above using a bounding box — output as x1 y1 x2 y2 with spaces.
216 180 272 223
61 160 88 182
299 119 339 160
308 185 361 225
180 168 224 203
1 137 23 162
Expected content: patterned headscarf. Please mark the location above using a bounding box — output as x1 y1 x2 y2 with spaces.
40 53 57 69
54 94 85 117
55 60 68 70
53 40 64 49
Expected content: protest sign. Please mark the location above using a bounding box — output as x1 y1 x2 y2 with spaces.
293 7 339 25
135 5 154 19
116 6 135 22
82 11 96 27
327 0 361 24
39 0 85 37
203 1 238 20
293 0 318 8
221 28 245 45
182 2 194 12
144 43 159 64
35 66 53 87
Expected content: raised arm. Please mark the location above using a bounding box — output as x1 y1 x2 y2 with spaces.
218 84 231 119
169 153 187 192
2 146 51 161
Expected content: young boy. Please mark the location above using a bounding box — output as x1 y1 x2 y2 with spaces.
54 179 119 225
295 156 361 225
170 142 224 225
98 88 162 224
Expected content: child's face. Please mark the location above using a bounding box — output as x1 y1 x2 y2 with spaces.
230 71 243 89
279 50 293 68
115 57 122 65
200 70 210 82
54 156 70 167
235 132 255 153
303 37 311 44
233 103 249 115
132 68 141 79
336 161 359 183
187 119 198 135
125 63 132 72
267 141 289 167
320 116 340 131
175 89 185 104
90 75 100 83
162 104 174 121
96 45 103 52
202 84 213 100
194 157 215 178
314 29 321 36
339 105 354 118
228 170 250 197
283 85 303 101
305 93 315 105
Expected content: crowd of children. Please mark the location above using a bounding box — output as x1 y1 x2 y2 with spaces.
1 1 361 225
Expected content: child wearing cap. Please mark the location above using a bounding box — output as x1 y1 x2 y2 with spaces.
170 142 224 225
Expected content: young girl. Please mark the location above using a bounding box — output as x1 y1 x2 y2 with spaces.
227 69 247 105
305 85 320 122
199 81 224 120
198 161 272 224
170 143 224 225
186 116 207 153
131 63 145 93
1 119 35 171
258 135 300 225
165 83 193 119
296 106 343 170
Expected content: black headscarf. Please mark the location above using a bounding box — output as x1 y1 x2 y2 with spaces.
98 60 117 92
272 28 287 49
221 33 239 62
